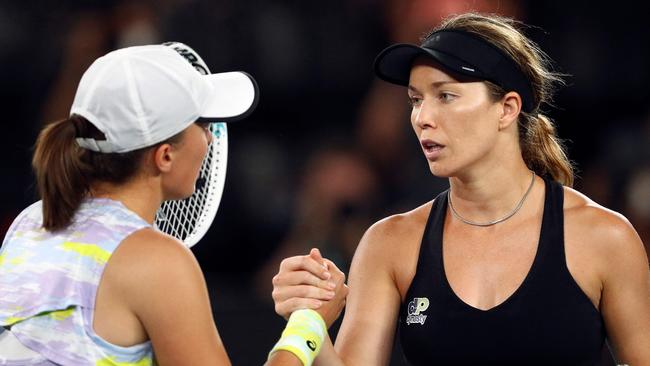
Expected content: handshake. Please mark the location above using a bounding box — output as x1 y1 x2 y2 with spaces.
271 248 349 328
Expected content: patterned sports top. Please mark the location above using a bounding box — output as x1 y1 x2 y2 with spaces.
0 198 154 365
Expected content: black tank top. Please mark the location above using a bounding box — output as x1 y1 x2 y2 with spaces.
399 179 606 365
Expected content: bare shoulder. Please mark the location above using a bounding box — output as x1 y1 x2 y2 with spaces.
353 199 434 297
563 186 647 266
102 229 225 363
106 228 205 307
359 200 433 254
564 187 642 245
111 228 198 275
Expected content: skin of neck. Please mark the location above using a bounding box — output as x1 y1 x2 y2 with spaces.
90 172 164 224
447 123 535 222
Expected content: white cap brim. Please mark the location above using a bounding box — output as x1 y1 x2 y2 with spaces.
200 71 259 122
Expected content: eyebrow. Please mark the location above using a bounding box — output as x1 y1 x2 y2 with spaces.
408 80 457 92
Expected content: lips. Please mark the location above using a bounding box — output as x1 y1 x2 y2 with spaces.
420 139 445 160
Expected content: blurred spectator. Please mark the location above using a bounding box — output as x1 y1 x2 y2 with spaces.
42 0 163 122
581 108 650 254
1 0 167 233
254 143 380 297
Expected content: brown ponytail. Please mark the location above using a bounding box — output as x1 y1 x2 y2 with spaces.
433 13 575 186
32 115 184 231
520 113 573 186
32 116 91 231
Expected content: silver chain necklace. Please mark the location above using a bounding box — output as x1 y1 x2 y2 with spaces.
448 171 535 227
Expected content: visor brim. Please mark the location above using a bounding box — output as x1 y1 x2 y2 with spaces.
374 44 486 86
200 71 259 123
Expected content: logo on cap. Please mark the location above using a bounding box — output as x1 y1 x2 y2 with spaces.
164 42 209 75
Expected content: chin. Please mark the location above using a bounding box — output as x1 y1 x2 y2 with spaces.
180 187 197 199
165 187 196 201
427 161 454 178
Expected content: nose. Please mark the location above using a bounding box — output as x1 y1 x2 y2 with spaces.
412 98 438 130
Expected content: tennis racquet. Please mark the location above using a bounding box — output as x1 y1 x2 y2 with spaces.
154 42 228 247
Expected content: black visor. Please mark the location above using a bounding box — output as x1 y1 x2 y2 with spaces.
374 30 535 113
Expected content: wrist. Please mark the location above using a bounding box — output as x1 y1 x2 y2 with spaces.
269 309 327 366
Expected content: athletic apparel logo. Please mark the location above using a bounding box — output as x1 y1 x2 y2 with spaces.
406 297 430 325
164 42 209 75
306 340 317 351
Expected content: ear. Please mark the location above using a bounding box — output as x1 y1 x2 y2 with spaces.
498 91 522 130
152 143 175 173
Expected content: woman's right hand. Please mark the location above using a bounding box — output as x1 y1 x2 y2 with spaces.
272 248 348 327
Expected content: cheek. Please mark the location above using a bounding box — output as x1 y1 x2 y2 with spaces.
447 109 499 154
410 108 418 128
197 140 209 165
191 130 210 160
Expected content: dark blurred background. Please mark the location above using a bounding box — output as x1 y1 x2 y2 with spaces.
1 1 649 365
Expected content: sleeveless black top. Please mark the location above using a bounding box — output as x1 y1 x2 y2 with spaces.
399 179 605 365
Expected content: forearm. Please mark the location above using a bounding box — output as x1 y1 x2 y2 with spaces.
267 335 345 366
314 335 346 366
266 351 304 366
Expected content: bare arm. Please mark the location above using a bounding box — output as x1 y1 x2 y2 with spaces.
268 249 348 366
273 217 408 366
326 220 403 366
599 215 650 364
119 229 231 365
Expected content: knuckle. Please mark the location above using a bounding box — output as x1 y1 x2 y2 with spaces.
280 256 298 269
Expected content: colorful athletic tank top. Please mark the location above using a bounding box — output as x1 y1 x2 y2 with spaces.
0 198 154 365
398 179 606 365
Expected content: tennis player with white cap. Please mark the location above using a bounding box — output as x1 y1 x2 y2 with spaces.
0 42 346 365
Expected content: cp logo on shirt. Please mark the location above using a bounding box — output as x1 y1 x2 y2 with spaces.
408 297 430 315
406 297 430 325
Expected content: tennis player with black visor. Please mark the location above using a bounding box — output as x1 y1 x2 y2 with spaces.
0 42 347 366
272 12 650 366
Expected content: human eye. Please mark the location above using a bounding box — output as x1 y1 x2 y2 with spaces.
439 92 457 103
408 95 423 107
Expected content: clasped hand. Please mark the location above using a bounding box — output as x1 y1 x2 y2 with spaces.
272 248 348 327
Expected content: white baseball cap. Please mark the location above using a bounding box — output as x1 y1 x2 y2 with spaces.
71 43 258 153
